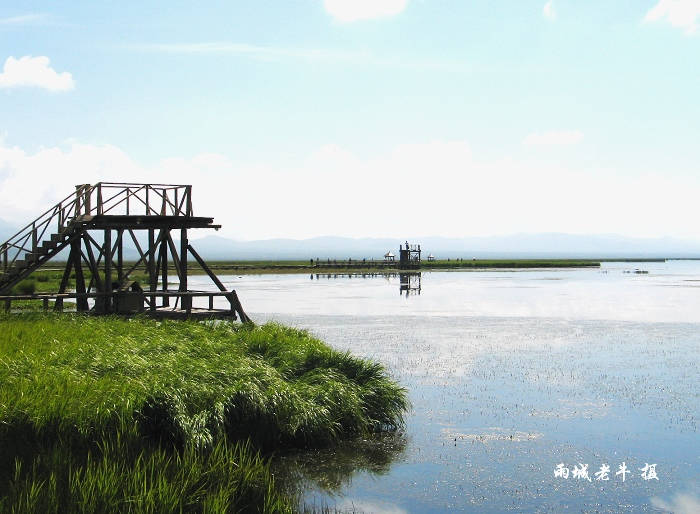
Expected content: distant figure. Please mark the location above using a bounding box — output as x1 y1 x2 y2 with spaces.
310 258 313 266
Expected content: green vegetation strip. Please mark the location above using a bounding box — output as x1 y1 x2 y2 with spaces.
421 259 601 269
0 314 408 513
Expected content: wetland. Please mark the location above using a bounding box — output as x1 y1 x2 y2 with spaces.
205 260 700 513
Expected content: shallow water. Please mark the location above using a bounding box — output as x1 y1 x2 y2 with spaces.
193 261 700 513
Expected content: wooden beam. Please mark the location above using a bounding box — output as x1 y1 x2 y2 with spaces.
187 244 226 292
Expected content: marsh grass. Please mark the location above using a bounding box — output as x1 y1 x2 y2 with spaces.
0 314 407 512
421 259 600 269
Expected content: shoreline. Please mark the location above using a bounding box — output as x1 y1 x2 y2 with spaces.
29 258 675 277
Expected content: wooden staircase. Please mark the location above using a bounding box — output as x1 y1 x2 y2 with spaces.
1 200 95 295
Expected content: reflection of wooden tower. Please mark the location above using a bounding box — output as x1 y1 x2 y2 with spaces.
398 241 421 270
399 272 421 296
0 183 249 321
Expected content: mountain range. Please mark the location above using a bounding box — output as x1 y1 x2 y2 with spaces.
185 233 700 260
2 217 700 260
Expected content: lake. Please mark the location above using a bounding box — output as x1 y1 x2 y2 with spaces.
194 260 700 513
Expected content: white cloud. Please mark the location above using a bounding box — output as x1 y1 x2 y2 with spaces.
324 0 408 22
645 0 700 34
651 491 700 514
332 499 409 514
522 130 583 147
0 144 141 219
0 55 75 91
0 13 57 26
543 1 556 20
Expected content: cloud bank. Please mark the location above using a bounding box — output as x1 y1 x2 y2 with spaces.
2 139 700 241
0 55 75 91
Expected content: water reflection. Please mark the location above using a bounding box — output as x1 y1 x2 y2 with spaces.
308 272 422 297
399 272 421 296
272 433 407 503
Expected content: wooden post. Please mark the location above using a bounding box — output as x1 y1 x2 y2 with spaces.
75 185 83 215
149 228 156 310
117 229 124 286
180 228 191 311
104 229 112 313
160 231 169 307
32 222 37 255
84 185 91 215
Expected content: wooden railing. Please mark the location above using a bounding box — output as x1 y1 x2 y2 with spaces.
1 183 193 274
75 183 193 217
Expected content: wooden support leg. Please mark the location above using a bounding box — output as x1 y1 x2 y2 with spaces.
55 244 76 311
160 232 169 307
149 229 156 311
104 229 112 313
180 228 191 312
72 241 89 312
228 291 251 323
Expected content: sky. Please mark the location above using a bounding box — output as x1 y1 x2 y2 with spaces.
1 0 699 241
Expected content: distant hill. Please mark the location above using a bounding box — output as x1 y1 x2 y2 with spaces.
4 225 700 261
186 233 700 260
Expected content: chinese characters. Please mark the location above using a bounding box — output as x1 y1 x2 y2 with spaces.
555 462 658 482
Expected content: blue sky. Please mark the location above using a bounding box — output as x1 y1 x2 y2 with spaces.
1 1 699 241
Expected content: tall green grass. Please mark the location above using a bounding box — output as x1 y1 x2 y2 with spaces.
0 314 408 512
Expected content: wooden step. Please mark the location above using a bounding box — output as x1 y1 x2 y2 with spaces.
72 215 93 223
4 266 20 275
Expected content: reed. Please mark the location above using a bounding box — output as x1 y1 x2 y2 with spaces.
0 313 408 512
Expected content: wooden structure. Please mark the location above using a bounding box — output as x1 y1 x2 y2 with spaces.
0 183 249 321
399 241 421 270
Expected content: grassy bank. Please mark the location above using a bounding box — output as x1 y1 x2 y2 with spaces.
421 259 601 269
17 259 604 283
0 314 408 513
